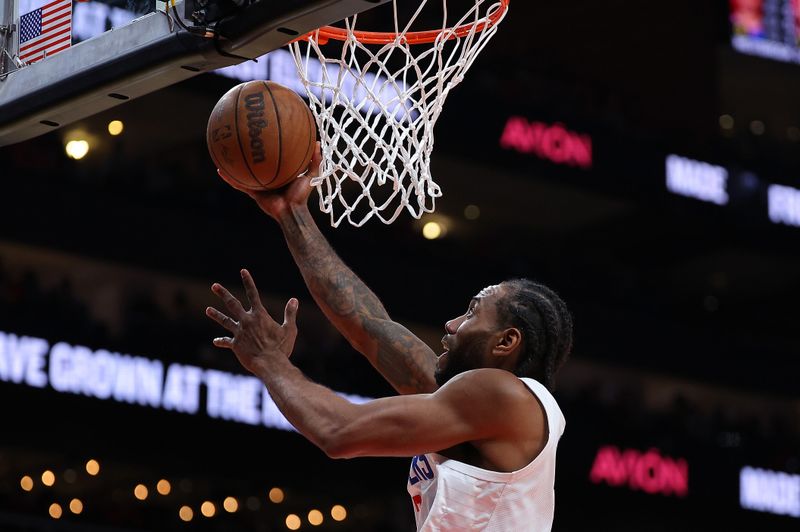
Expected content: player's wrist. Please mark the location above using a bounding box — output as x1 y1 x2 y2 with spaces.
276 202 311 228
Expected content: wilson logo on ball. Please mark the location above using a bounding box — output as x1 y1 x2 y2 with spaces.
244 92 268 164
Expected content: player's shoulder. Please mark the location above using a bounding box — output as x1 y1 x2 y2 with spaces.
439 368 538 404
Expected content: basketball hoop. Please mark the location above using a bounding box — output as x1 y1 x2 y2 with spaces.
290 0 509 227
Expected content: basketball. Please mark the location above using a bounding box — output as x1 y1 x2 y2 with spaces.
206 80 316 191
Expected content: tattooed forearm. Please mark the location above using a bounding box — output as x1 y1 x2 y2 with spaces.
278 205 438 394
369 320 438 394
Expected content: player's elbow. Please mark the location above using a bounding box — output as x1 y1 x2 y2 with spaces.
318 428 362 459
321 442 353 460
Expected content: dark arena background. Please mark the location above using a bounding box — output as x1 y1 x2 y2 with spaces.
1 0 800 530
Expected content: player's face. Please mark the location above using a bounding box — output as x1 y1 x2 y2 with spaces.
435 285 505 386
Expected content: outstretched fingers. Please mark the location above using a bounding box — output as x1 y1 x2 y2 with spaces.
207 271 298 358
283 298 299 328
212 282 246 318
212 336 234 349
240 269 263 310
206 306 238 333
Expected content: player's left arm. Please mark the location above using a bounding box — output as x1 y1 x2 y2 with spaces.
304 369 525 459
206 270 524 458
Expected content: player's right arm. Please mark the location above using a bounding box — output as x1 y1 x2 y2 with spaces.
217 145 438 395
276 199 439 396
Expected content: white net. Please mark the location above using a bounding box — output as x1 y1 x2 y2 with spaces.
289 0 508 227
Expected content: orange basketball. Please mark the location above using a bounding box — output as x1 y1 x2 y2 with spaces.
206 80 316 190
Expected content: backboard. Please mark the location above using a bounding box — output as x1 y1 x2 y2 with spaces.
0 0 389 146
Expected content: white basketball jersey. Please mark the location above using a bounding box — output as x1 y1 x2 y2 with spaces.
406 378 565 531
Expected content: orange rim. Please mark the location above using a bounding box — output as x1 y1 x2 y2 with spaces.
298 0 509 45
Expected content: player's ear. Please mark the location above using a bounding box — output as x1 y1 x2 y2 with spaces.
492 327 522 357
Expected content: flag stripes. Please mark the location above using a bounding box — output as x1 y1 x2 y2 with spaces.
19 0 72 64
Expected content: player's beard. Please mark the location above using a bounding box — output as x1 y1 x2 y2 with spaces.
434 330 493 387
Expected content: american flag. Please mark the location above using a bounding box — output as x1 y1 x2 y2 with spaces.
18 0 72 64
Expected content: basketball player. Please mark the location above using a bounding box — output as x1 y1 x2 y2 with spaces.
207 145 573 531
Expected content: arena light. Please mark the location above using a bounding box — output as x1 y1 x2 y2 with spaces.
20 475 33 491
107 120 124 136
331 504 347 521
308 509 324 526
269 487 285 503
134 484 148 501
157 479 171 495
246 496 261 511
201 501 216 517
49 503 63 519
464 205 480 220
740 466 800 518
69 498 84 514
223 496 238 513
422 222 442 240
65 139 89 160
179 506 193 522
85 459 100 476
749 120 765 136
719 114 734 130
285 514 301 530
41 470 55 487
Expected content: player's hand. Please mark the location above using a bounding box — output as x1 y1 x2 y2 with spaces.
217 141 321 221
205 269 299 374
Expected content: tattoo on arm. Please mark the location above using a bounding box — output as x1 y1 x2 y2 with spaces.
370 322 438 394
281 207 437 394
